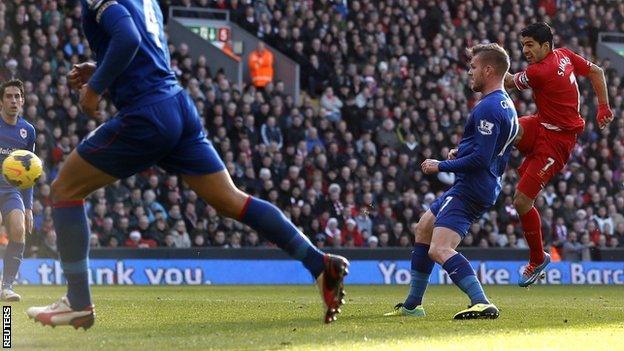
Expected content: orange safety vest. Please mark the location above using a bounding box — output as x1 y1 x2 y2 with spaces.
248 49 274 88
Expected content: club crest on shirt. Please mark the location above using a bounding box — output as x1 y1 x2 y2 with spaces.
478 120 494 135
20 128 27 139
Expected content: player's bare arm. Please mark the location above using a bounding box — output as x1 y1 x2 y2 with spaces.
586 64 614 129
504 72 517 91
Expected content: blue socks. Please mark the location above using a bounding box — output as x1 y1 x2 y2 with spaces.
403 243 434 309
240 197 325 278
443 253 489 305
53 201 92 310
2 241 25 289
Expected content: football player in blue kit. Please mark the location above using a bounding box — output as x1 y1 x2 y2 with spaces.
27 0 348 328
385 43 518 319
0 80 36 302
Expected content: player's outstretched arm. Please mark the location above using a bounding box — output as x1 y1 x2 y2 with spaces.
586 64 614 129
438 115 500 173
504 72 517 92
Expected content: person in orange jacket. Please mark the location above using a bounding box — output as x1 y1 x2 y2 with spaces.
248 42 274 88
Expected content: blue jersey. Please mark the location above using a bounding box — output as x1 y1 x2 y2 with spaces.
81 0 181 110
438 90 518 207
0 116 36 209
76 1 225 180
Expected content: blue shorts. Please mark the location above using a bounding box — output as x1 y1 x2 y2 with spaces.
429 189 488 238
0 189 25 218
77 91 225 179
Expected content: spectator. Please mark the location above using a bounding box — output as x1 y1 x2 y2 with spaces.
314 233 326 249
37 231 58 259
324 218 341 247
212 230 228 248
260 116 283 150
320 87 343 123
193 234 207 247
63 34 84 59
169 220 192 248
561 231 580 261
367 235 379 248
376 118 400 149
341 218 363 247
579 233 595 261
125 230 158 249
354 207 372 238
246 231 260 247
248 42 274 89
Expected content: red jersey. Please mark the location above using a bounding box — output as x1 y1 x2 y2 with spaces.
513 48 592 132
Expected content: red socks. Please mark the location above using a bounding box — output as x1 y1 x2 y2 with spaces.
520 207 545 264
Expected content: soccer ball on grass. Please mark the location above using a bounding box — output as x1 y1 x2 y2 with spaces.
2 150 43 189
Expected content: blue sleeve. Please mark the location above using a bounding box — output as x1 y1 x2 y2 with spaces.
88 2 142 94
439 110 500 173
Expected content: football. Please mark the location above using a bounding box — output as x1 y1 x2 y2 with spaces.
2 149 43 189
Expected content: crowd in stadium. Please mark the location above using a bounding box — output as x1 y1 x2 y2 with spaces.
0 0 623 260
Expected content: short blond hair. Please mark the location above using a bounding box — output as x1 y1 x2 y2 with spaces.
468 43 510 76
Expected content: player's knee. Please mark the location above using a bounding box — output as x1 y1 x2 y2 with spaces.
209 188 249 219
414 223 431 243
8 221 25 241
513 193 532 214
50 178 80 202
50 179 66 202
428 244 449 264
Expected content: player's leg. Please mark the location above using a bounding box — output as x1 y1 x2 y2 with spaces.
404 210 436 309
515 169 552 287
384 209 435 317
27 107 172 328
51 150 117 304
513 116 553 286
1 202 26 301
182 171 327 273
182 171 349 323
26 150 117 329
427 195 498 319
429 227 498 319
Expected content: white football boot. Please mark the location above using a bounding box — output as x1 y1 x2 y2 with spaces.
0 287 21 302
26 296 95 330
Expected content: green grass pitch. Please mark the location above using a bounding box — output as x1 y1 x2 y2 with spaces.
9 285 624 350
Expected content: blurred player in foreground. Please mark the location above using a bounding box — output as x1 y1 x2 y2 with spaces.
385 43 518 319
0 79 36 302
504 22 613 287
26 0 348 328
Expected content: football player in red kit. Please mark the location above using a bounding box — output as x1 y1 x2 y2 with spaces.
504 22 614 287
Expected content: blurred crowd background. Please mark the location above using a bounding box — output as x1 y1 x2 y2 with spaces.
0 0 623 261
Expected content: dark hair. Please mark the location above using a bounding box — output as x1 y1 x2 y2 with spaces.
0 79 24 99
467 43 510 76
520 22 554 49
